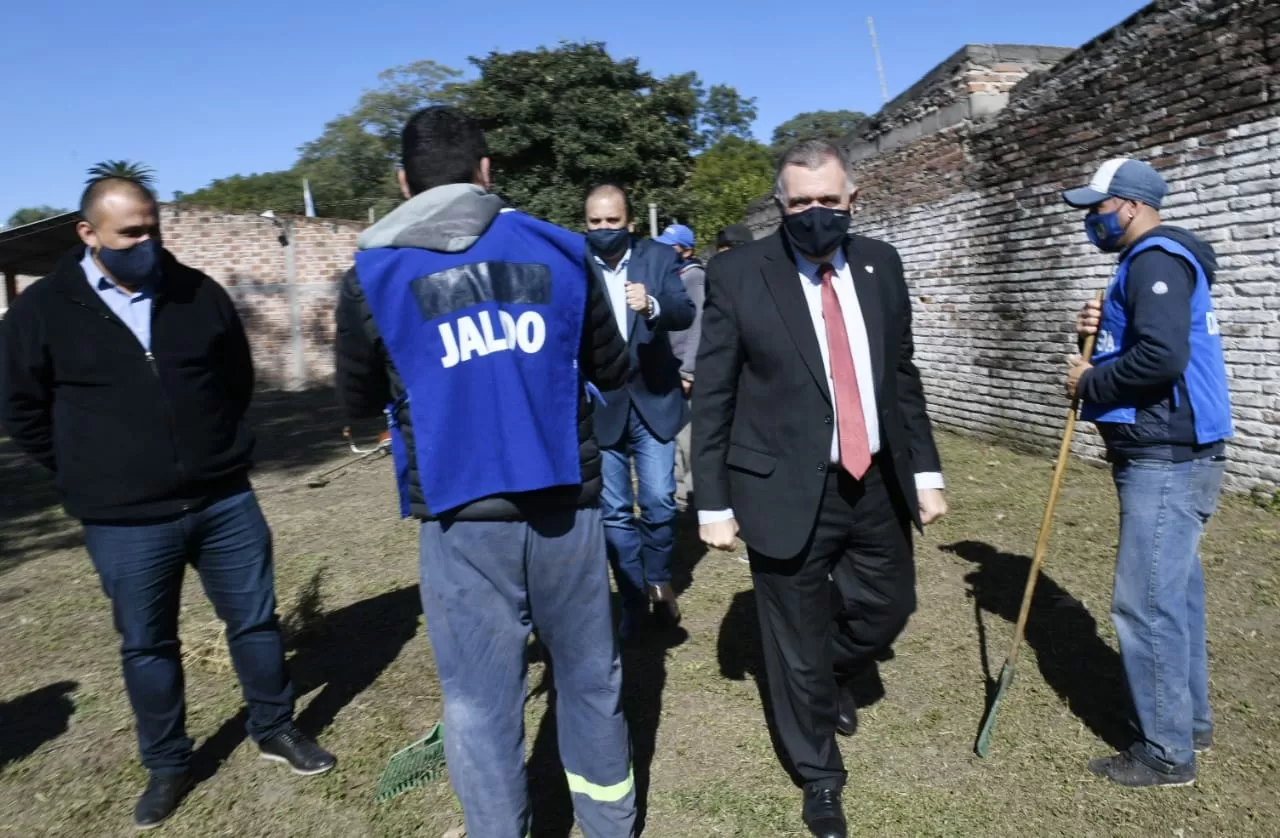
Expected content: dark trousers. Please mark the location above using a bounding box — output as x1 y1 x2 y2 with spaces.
749 461 914 790
82 490 294 775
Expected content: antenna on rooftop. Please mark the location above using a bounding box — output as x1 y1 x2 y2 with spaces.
868 16 890 104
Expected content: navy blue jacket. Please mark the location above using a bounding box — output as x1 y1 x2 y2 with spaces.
591 237 696 446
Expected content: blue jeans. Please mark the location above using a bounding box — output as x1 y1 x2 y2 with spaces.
1112 456 1225 772
419 507 636 838
600 408 677 611
82 490 293 775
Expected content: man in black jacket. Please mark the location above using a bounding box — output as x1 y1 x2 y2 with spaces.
693 141 947 838
0 177 334 830
334 107 635 838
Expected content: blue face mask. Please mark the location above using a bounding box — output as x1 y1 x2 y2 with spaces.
1084 210 1126 253
97 238 162 287
586 227 630 259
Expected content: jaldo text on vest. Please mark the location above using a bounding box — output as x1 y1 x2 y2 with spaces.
439 310 547 368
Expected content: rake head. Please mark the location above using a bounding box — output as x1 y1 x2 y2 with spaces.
376 723 448 802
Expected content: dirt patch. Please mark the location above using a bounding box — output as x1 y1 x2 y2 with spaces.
2 406 1278 837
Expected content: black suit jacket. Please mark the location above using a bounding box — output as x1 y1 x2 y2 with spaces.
691 230 942 559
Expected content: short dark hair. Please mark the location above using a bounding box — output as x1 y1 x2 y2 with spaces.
79 177 158 225
401 106 489 195
584 183 633 222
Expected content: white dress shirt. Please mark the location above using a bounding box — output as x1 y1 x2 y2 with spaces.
593 248 660 339
698 250 944 526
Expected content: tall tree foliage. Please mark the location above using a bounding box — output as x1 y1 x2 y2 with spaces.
5 206 71 227
700 84 758 145
686 137 773 250
458 42 701 228
770 110 867 156
87 160 156 186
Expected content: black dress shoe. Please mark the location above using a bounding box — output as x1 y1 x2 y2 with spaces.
259 724 337 776
802 785 847 838
648 583 682 625
134 771 194 830
836 683 857 737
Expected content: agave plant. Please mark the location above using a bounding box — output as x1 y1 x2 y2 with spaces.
87 159 156 186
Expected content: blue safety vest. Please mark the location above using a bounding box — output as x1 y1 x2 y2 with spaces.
1082 236 1233 445
354 210 587 516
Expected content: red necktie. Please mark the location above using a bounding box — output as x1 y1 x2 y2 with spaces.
818 263 872 479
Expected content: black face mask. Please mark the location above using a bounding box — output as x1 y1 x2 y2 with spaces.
586 227 630 259
782 206 851 259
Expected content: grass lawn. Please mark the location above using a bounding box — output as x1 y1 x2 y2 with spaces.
2 391 1277 837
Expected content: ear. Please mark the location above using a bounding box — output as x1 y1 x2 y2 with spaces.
627 220 636 233
848 187 861 212
76 219 99 250
397 168 411 199
476 158 492 191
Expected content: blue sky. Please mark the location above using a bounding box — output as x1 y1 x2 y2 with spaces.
0 0 1150 223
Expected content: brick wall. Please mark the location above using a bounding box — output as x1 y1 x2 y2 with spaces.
748 0 1279 492
160 205 363 390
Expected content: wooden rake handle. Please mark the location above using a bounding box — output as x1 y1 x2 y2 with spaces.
1004 292 1104 669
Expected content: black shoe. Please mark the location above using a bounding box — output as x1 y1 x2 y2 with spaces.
133 771 193 830
836 683 857 738
1194 729 1213 754
648 583 682 626
258 725 336 776
802 785 847 838
1087 751 1195 788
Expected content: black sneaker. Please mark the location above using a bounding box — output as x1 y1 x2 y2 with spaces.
134 771 194 830
258 725 336 776
1194 729 1213 754
1088 751 1195 788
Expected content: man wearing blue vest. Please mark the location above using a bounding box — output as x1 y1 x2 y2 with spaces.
334 107 637 837
583 187 696 640
1063 157 1233 789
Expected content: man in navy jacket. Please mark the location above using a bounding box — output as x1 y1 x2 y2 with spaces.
584 185 695 638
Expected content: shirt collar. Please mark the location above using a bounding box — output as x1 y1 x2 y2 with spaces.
795 247 848 280
594 248 632 273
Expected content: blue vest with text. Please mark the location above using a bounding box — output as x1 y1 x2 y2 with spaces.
1082 236 1233 444
355 210 587 516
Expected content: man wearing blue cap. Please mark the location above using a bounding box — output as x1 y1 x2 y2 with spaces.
1063 157 1233 788
656 223 705 509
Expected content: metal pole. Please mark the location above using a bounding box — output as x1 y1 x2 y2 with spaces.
868 17 890 104
283 219 305 390
3 270 17 311
648 203 659 238
368 206 375 224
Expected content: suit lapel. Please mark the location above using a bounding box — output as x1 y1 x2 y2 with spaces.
846 236 886 390
761 232 831 404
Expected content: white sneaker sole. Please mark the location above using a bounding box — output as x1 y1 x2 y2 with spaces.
259 752 336 776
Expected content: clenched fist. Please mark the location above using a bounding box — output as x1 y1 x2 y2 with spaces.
624 281 651 315
699 518 739 551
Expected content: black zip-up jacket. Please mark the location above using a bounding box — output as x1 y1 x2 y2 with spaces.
334 261 629 521
0 247 255 522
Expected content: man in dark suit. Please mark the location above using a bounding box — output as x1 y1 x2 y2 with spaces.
692 141 948 838
584 185 695 639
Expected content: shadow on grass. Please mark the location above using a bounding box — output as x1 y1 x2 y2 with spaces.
944 540 1132 752
192 581 422 783
0 681 78 770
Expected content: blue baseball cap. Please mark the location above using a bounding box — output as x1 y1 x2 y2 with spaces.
655 223 695 248
1063 157 1168 209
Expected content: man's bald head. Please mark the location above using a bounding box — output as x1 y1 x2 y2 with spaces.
584 183 633 230
79 177 157 226
76 178 162 278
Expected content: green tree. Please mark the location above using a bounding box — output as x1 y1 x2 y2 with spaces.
179 171 309 214
770 110 867 156
457 42 700 228
87 159 156 186
5 205 71 227
700 84 758 145
687 136 773 250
